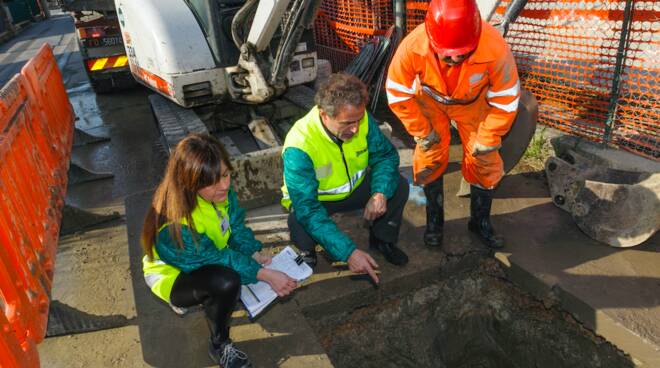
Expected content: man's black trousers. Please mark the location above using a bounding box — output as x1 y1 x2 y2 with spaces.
288 173 409 255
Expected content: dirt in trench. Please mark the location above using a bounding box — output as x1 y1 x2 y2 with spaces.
306 258 633 368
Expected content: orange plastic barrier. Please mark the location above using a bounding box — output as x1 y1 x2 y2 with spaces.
0 44 75 367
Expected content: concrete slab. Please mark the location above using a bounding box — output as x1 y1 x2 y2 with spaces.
493 196 660 366
50 222 136 319
124 190 334 368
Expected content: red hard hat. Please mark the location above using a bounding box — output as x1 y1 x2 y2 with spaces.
425 0 482 57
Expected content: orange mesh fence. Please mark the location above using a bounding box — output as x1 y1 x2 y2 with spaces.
314 0 394 70
493 0 659 159
315 0 658 159
607 1 659 158
0 44 74 367
405 0 430 32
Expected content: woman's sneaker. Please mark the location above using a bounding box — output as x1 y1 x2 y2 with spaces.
168 303 188 316
209 340 253 368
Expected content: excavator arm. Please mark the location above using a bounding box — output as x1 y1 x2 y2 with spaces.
228 0 322 103
115 0 320 106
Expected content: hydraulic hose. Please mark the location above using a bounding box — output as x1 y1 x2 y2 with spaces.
231 0 259 49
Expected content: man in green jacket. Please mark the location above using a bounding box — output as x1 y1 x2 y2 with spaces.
281 73 410 283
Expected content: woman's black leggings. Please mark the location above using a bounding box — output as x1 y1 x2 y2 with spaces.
170 265 241 346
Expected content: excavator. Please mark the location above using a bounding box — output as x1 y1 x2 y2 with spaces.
115 0 319 107
114 0 323 154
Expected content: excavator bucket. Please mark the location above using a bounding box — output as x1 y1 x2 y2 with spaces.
501 88 539 173
545 151 660 247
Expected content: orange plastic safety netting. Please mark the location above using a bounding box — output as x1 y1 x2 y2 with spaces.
405 1 430 32
607 2 659 158
494 0 659 158
313 0 394 70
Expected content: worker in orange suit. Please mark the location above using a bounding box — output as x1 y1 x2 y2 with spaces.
386 0 520 249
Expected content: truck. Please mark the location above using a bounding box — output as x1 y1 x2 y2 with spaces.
63 0 135 92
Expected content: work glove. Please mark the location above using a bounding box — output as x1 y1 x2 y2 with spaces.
472 142 501 156
414 130 439 152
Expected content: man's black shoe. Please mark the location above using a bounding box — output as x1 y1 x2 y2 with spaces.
209 339 253 368
369 232 408 266
300 249 317 268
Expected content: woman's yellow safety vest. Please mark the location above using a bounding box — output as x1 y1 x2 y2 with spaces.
142 195 232 302
281 106 369 209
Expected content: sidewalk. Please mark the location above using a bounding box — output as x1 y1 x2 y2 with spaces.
0 11 76 86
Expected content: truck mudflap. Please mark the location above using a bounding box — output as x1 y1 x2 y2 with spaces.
545 151 660 247
88 67 134 93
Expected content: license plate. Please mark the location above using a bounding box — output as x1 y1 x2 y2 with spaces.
83 35 123 48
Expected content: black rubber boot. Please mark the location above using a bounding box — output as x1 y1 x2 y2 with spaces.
423 177 444 247
369 231 409 266
468 185 504 249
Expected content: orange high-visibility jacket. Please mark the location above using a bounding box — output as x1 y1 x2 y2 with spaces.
386 21 520 147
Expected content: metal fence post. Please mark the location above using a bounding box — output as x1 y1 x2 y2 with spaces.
603 0 634 144
393 0 406 31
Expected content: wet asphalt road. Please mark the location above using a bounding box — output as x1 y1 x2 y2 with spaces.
1 11 166 208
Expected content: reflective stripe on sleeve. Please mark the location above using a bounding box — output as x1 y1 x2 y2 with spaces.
144 273 163 288
488 97 520 113
387 91 412 104
486 81 520 99
386 78 417 95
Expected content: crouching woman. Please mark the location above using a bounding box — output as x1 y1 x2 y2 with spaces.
140 133 296 368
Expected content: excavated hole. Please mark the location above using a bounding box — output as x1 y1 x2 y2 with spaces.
304 258 633 368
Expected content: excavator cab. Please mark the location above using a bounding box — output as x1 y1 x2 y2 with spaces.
115 0 319 107
186 0 247 68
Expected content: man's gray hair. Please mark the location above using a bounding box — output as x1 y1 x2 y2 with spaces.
315 73 368 118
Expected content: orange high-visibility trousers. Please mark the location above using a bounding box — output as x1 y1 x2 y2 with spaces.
387 22 520 188
412 88 504 188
